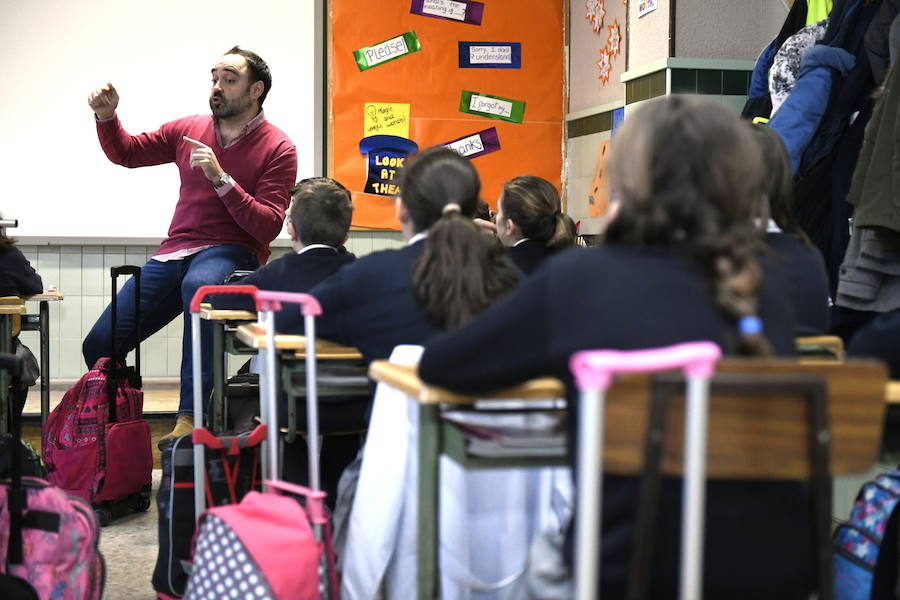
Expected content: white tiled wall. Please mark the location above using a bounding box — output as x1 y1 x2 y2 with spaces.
18 230 405 379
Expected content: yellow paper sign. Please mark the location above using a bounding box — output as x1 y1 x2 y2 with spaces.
363 103 410 138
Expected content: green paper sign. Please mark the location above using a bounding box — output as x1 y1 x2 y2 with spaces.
459 90 526 124
354 31 422 72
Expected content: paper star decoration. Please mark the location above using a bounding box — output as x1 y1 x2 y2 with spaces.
607 20 622 56
585 0 606 33
596 48 613 83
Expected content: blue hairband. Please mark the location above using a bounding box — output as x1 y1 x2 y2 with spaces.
739 316 763 336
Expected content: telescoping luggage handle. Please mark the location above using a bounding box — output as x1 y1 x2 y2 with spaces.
254 291 322 490
109 265 142 423
568 341 721 600
189 285 260 522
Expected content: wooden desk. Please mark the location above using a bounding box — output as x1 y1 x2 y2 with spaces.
368 361 566 600
236 323 361 358
199 305 257 433
887 381 900 404
236 323 367 442
20 291 64 439
796 335 845 362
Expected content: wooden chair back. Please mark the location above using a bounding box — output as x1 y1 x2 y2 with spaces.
601 359 886 478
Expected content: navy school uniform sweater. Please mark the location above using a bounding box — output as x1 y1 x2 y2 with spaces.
765 232 831 335
209 246 355 332
0 246 43 297
303 240 442 363
420 245 814 599
507 238 554 276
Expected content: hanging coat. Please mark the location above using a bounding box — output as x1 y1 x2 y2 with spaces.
770 20 830 115
768 45 855 173
865 0 900 84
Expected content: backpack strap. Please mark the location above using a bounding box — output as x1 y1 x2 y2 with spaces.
0 354 25 566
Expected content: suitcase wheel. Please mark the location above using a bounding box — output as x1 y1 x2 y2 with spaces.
134 493 151 512
94 506 112 527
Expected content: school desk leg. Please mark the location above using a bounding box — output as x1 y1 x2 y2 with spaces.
0 315 10 434
418 403 441 600
39 300 49 444
211 322 226 432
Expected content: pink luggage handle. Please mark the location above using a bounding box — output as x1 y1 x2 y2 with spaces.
189 285 258 313
264 479 341 599
569 341 722 392
264 480 328 525
254 290 322 317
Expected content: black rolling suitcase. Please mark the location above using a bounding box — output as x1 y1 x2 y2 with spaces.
152 285 265 599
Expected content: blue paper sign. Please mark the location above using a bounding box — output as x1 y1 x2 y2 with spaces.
458 42 521 69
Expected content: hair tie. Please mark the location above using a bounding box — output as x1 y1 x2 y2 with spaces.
442 203 461 215
738 316 763 336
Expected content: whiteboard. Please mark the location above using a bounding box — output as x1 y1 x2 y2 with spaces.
3 0 322 243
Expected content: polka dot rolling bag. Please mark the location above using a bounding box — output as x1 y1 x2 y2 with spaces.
183 290 339 600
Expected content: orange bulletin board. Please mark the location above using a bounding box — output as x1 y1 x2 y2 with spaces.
329 0 565 230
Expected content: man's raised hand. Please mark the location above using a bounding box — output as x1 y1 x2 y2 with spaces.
88 83 119 120
183 137 224 184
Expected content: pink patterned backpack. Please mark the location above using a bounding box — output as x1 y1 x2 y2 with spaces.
42 357 153 518
0 352 105 599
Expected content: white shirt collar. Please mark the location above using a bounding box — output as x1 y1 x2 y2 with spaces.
513 237 531 247
408 232 428 246
297 244 337 255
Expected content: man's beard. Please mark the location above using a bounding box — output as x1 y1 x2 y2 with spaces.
210 91 252 119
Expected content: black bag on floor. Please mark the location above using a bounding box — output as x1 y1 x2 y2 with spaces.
152 427 265 598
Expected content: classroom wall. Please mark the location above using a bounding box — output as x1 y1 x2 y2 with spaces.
674 0 791 61
627 0 671 71
18 232 405 380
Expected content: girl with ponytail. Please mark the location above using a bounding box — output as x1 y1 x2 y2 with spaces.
305 146 519 363
420 96 812 597
495 175 577 274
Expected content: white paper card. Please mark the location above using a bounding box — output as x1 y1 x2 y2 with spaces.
446 133 485 157
638 0 658 17
469 46 512 64
364 35 410 67
469 95 513 117
422 0 468 21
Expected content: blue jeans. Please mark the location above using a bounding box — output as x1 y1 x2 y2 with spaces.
83 245 258 417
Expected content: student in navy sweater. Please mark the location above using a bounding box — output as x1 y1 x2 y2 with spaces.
750 124 830 335
420 97 813 598
211 177 356 500
495 175 577 275
303 147 520 364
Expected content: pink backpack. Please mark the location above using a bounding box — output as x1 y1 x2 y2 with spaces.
184 481 338 599
42 357 152 506
0 476 105 599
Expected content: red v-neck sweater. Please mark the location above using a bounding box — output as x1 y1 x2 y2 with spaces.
96 114 297 264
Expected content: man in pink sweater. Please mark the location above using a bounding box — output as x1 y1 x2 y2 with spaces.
83 46 298 445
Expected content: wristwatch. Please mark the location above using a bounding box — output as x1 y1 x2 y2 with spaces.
214 173 233 189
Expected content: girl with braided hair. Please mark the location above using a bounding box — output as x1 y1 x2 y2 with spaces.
420 96 813 597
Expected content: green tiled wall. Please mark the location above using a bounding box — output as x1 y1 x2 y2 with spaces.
670 68 750 96
625 70 667 104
